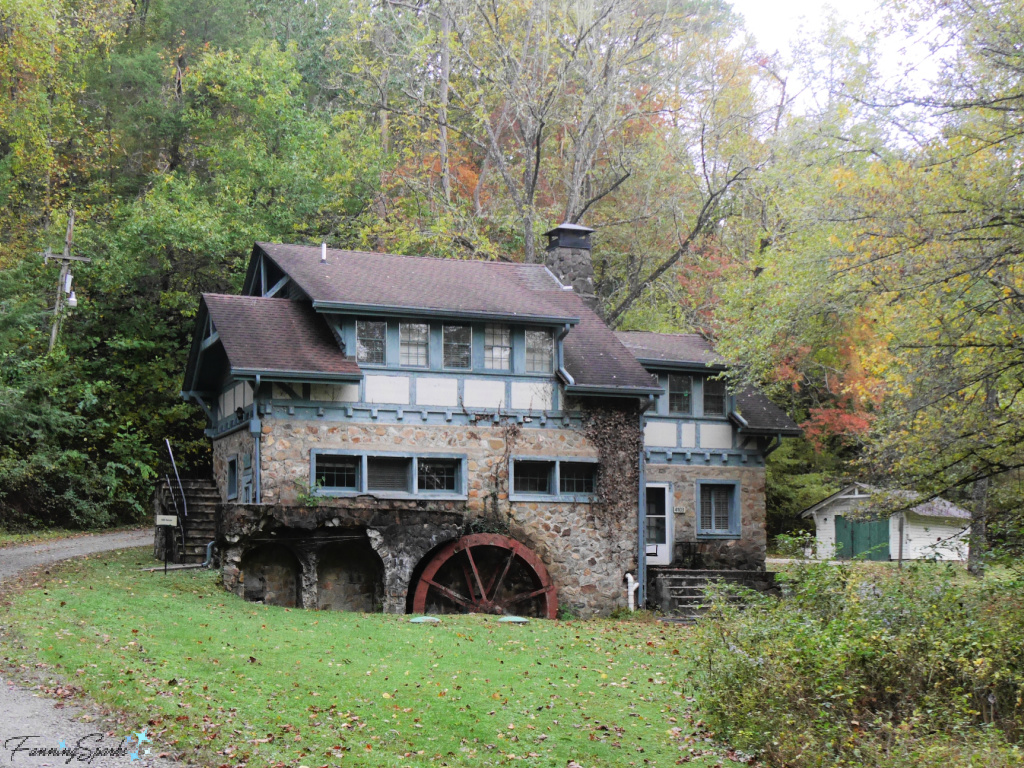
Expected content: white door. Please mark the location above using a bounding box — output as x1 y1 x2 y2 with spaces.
645 484 673 565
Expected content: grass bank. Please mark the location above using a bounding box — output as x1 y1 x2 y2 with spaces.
0 548 742 768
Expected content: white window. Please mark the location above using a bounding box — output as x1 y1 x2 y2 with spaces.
399 323 429 367
443 325 472 368
525 329 553 373
356 320 387 364
484 324 511 370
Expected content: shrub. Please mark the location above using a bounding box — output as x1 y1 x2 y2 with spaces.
693 561 1024 766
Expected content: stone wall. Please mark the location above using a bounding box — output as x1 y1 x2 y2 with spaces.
212 428 255 503
228 411 639 616
544 246 598 310
644 463 767 570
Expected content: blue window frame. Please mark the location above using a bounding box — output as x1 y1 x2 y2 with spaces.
695 480 740 538
509 456 598 501
226 455 238 501
310 450 467 499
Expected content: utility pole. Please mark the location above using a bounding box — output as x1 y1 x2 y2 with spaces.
44 208 91 353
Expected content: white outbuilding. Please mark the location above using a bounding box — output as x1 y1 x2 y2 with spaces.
799 483 970 561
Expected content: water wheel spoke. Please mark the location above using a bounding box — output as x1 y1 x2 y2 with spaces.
504 584 554 606
460 560 477 599
486 550 516 601
422 578 471 608
463 545 487 599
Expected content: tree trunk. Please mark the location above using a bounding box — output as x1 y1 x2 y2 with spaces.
967 380 997 576
438 4 452 204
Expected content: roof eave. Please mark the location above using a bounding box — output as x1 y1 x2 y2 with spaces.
230 367 363 383
634 357 727 372
312 300 579 326
564 383 662 398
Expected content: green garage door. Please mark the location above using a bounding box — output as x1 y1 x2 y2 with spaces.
834 515 890 561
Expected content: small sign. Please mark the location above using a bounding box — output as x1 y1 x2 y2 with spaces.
155 515 178 527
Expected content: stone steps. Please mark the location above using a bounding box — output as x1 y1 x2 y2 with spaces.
153 478 220 564
649 569 777 623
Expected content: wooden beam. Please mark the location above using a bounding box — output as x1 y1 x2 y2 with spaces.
265 275 290 298
200 330 220 351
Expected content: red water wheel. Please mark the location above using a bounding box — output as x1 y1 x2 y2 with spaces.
411 534 557 619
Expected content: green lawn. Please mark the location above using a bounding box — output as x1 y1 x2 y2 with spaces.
0 549 742 768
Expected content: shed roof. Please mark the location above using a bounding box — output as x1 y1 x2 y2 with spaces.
614 331 725 368
202 294 361 379
733 389 803 436
799 483 971 520
254 243 579 324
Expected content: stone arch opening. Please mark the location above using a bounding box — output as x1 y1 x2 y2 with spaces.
317 536 385 613
240 544 301 607
405 537 459 614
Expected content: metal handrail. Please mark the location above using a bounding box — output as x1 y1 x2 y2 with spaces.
165 439 189 562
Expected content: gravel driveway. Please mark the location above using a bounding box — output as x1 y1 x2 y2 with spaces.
0 530 182 767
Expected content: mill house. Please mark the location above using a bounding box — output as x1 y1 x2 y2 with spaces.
167 224 799 618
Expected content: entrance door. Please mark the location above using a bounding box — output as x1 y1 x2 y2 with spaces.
645 484 673 565
834 515 890 561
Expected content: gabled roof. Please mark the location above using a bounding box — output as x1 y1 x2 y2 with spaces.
799 483 971 520
614 331 800 435
201 294 361 380
252 243 579 324
614 331 725 369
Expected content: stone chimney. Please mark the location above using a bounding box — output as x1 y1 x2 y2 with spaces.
543 222 598 311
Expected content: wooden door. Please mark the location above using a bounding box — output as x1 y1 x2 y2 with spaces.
835 515 890 560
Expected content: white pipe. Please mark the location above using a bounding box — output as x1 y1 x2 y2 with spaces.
321 242 327 262
625 572 640 611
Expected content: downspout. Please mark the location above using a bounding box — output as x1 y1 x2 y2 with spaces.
636 394 655 608
252 374 262 503
556 323 575 386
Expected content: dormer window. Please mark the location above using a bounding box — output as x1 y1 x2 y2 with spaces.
443 325 472 369
484 324 511 370
356 320 386 364
399 323 429 367
704 377 727 416
525 329 553 373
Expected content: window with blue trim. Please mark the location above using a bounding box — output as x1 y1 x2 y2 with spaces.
316 455 359 490
356 320 387 364
704 378 727 416
511 458 597 499
697 482 738 536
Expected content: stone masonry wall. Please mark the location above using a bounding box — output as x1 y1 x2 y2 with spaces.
644 464 767 570
245 414 637 616
212 429 255 503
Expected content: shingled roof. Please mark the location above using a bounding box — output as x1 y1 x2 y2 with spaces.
255 243 579 324
614 331 725 368
733 389 802 436
201 294 361 379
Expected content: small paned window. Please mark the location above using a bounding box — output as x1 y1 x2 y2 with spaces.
699 484 734 534
356 320 387 364
668 374 692 414
367 457 412 492
315 455 359 490
484 324 511 370
513 461 553 494
443 325 472 368
399 323 429 367
559 462 596 494
646 486 667 544
418 459 459 492
227 457 238 500
703 377 727 416
525 329 553 373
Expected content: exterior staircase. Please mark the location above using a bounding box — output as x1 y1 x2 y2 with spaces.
153 478 220 564
649 568 778 623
